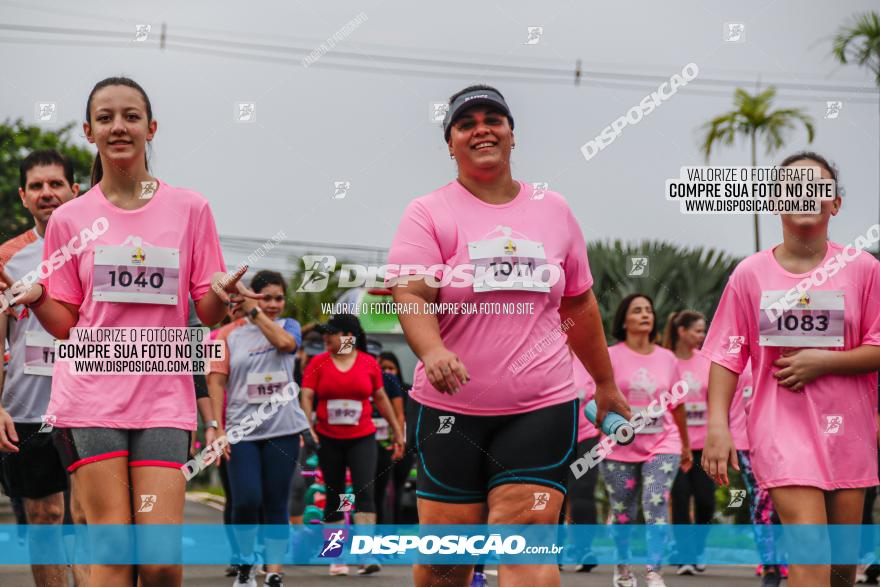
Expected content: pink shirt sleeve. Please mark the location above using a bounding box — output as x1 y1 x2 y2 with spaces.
189 201 226 301
42 213 84 306
562 207 593 297
703 272 750 375
386 200 445 282
859 260 880 347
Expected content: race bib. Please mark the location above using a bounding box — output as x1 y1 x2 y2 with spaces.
24 330 56 376
372 417 390 440
685 402 707 426
759 290 844 347
467 236 550 293
245 371 289 404
327 399 363 426
93 245 180 305
633 405 664 434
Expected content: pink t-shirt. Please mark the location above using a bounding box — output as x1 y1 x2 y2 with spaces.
572 357 599 442
387 181 593 416
43 181 226 429
606 343 684 462
677 349 712 450
703 242 880 490
729 360 754 451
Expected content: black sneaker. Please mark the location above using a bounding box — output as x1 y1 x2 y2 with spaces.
867 564 880 585
264 572 284 587
226 564 240 577
761 566 781 587
235 564 256 587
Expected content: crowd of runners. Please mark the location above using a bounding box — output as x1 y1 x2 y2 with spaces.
0 76 878 587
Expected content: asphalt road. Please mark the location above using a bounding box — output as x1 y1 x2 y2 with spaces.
0 495 779 586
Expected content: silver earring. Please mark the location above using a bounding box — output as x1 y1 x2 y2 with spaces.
450 153 455 159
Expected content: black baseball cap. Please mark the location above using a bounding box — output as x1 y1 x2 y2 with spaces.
443 88 514 142
315 313 362 335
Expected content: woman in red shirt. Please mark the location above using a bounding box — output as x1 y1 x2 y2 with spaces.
299 314 404 576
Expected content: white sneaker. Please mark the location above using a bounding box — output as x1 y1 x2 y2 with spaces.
645 570 667 587
694 564 706 573
613 564 637 587
856 564 868 583
233 564 257 587
329 564 349 576
676 564 696 575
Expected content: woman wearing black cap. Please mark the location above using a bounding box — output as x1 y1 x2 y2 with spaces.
299 314 404 576
388 84 631 587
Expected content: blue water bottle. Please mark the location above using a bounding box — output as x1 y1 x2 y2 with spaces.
583 399 635 445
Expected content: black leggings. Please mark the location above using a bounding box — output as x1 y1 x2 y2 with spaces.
671 448 716 525
318 433 378 522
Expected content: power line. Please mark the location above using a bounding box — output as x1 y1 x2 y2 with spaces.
0 22 877 100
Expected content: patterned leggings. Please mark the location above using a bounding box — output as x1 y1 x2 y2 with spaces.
738 450 779 563
601 454 681 571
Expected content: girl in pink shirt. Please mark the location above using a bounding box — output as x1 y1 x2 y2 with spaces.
600 294 691 587
702 152 880 587
0 77 250 587
663 310 715 574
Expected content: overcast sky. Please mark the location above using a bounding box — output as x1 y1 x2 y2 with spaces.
2 0 878 259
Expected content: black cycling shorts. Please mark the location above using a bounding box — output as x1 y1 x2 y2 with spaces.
0 422 68 499
407 397 578 503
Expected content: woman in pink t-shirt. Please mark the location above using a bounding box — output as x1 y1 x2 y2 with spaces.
388 84 631 587
0 77 249 586
662 310 715 574
702 152 880 587
600 294 691 587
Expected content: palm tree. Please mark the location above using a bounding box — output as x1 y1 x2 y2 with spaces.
700 87 815 252
832 11 880 232
585 240 741 340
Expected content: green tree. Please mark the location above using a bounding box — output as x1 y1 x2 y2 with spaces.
833 11 880 231
283 256 348 327
700 87 815 253
586 240 741 341
0 119 93 241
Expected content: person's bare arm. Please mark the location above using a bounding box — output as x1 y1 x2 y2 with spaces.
671 404 693 472
372 388 404 460
701 363 740 485
774 346 880 390
206 372 230 462
391 278 468 393
561 289 632 424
